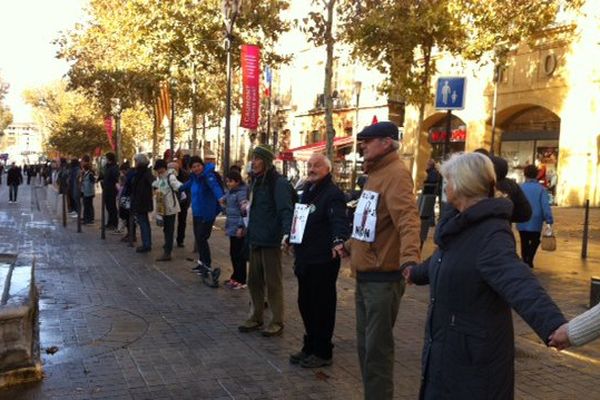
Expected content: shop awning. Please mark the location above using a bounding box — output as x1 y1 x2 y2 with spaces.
278 135 354 161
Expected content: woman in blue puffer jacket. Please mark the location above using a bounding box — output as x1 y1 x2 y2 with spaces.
516 164 554 268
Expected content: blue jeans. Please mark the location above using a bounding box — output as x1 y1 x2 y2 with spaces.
136 212 151 249
193 218 214 267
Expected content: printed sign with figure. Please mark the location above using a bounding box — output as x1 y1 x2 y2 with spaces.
289 203 310 244
352 190 379 242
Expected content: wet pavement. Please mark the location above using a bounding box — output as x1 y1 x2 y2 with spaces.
0 182 598 399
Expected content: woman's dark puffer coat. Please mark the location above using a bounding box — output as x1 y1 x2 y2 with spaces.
411 198 566 400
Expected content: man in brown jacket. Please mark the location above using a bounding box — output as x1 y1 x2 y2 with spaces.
337 121 420 400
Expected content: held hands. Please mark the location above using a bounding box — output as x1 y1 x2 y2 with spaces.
333 243 348 259
235 227 245 238
548 323 571 351
402 266 413 285
281 234 293 255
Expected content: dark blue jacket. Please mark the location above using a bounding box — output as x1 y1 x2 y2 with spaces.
179 163 224 222
411 198 566 400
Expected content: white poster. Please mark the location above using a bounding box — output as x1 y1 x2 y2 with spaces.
352 190 379 243
289 203 310 244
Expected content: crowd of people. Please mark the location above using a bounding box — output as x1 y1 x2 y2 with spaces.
3 121 600 399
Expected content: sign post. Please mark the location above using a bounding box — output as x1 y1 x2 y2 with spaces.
434 77 466 160
434 77 466 222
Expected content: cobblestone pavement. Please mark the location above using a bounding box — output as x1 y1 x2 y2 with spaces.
0 183 599 399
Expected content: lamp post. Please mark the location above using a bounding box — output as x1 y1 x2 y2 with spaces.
169 75 177 156
490 64 500 155
110 98 122 164
222 0 242 174
350 80 362 190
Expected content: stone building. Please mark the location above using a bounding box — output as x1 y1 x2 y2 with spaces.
404 2 600 206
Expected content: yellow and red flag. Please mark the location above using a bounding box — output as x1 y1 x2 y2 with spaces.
155 82 171 126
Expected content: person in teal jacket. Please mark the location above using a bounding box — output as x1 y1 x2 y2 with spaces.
238 144 294 337
516 164 554 268
179 156 224 286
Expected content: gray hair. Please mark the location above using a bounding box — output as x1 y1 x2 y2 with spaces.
134 153 149 166
441 152 496 199
309 153 332 171
167 161 178 170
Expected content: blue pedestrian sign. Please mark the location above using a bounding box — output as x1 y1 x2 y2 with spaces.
435 77 466 110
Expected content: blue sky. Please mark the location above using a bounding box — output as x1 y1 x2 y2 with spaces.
0 0 87 122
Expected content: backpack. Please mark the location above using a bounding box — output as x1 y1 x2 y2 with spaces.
267 169 298 205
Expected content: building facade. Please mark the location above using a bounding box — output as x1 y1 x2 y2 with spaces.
404 2 600 206
0 123 44 166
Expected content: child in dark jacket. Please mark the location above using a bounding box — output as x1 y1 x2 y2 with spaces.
222 171 249 289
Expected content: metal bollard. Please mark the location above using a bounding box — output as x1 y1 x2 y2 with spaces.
582 199 590 259
62 193 67 227
129 211 135 247
77 196 82 233
101 190 106 240
590 277 600 308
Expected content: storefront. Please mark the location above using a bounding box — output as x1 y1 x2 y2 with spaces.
277 135 355 189
428 118 467 161
498 106 560 186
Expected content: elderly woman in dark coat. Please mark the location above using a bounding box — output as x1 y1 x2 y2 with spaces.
403 152 566 400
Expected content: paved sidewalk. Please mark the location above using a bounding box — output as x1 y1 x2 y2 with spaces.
0 183 598 399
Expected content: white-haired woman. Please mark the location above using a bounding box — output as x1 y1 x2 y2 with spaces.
403 152 566 400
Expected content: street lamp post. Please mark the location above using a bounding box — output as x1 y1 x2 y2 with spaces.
350 80 362 190
490 64 500 155
110 98 122 164
222 0 242 174
169 76 176 156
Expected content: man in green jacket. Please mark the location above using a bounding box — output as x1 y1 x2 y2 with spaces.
238 144 293 337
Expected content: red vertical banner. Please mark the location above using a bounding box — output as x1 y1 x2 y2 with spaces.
241 44 260 130
104 116 115 150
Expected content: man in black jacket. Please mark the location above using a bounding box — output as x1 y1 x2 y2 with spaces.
474 149 531 223
490 155 532 223
7 163 23 203
99 152 120 230
287 154 350 368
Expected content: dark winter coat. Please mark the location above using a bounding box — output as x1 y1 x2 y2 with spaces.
491 156 531 223
7 166 23 186
130 165 154 213
293 174 350 266
247 167 293 248
100 162 119 195
410 198 566 400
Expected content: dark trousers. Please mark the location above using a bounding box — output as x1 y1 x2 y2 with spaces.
519 230 541 268
104 191 118 228
176 201 189 245
137 212 151 249
193 218 214 267
229 236 247 284
296 259 340 359
162 214 176 256
83 196 95 222
71 193 80 214
27 175 31 185
9 185 18 201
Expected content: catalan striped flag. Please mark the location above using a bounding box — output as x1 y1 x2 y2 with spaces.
155 81 171 126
